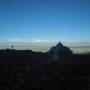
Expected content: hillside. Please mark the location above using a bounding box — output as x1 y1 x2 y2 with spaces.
0 49 90 89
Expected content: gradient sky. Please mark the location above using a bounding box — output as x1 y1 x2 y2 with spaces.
0 0 90 42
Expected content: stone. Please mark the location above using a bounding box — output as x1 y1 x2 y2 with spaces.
48 42 72 63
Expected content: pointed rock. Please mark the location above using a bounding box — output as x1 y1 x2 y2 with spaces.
48 42 72 63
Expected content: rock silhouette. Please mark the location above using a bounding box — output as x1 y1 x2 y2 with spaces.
48 42 72 63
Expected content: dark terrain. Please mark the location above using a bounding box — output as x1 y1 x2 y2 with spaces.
0 49 90 90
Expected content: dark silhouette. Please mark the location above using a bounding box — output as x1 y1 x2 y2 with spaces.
0 42 90 89
47 42 72 63
12 45 14 50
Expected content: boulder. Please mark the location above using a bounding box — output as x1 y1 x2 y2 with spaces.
48 42 72 63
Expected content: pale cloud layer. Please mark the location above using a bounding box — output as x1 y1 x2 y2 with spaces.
7 39 55 43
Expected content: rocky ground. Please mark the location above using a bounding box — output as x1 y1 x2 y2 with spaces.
0 49 90 90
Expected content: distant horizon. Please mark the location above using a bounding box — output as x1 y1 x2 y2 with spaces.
0 41 90 53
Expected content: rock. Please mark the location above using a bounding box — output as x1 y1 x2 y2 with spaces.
48 42 72 63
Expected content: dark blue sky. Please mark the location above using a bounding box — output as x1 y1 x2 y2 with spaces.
0 0 90 42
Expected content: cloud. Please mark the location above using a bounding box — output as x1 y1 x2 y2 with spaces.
31 39 52 43
7 39 54 43
8 39 21 42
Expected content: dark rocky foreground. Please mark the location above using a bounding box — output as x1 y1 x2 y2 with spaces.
0 49 90 90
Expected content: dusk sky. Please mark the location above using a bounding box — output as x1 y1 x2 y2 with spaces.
0 0 90 43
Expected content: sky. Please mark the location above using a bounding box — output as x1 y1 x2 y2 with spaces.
0 0 90 43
